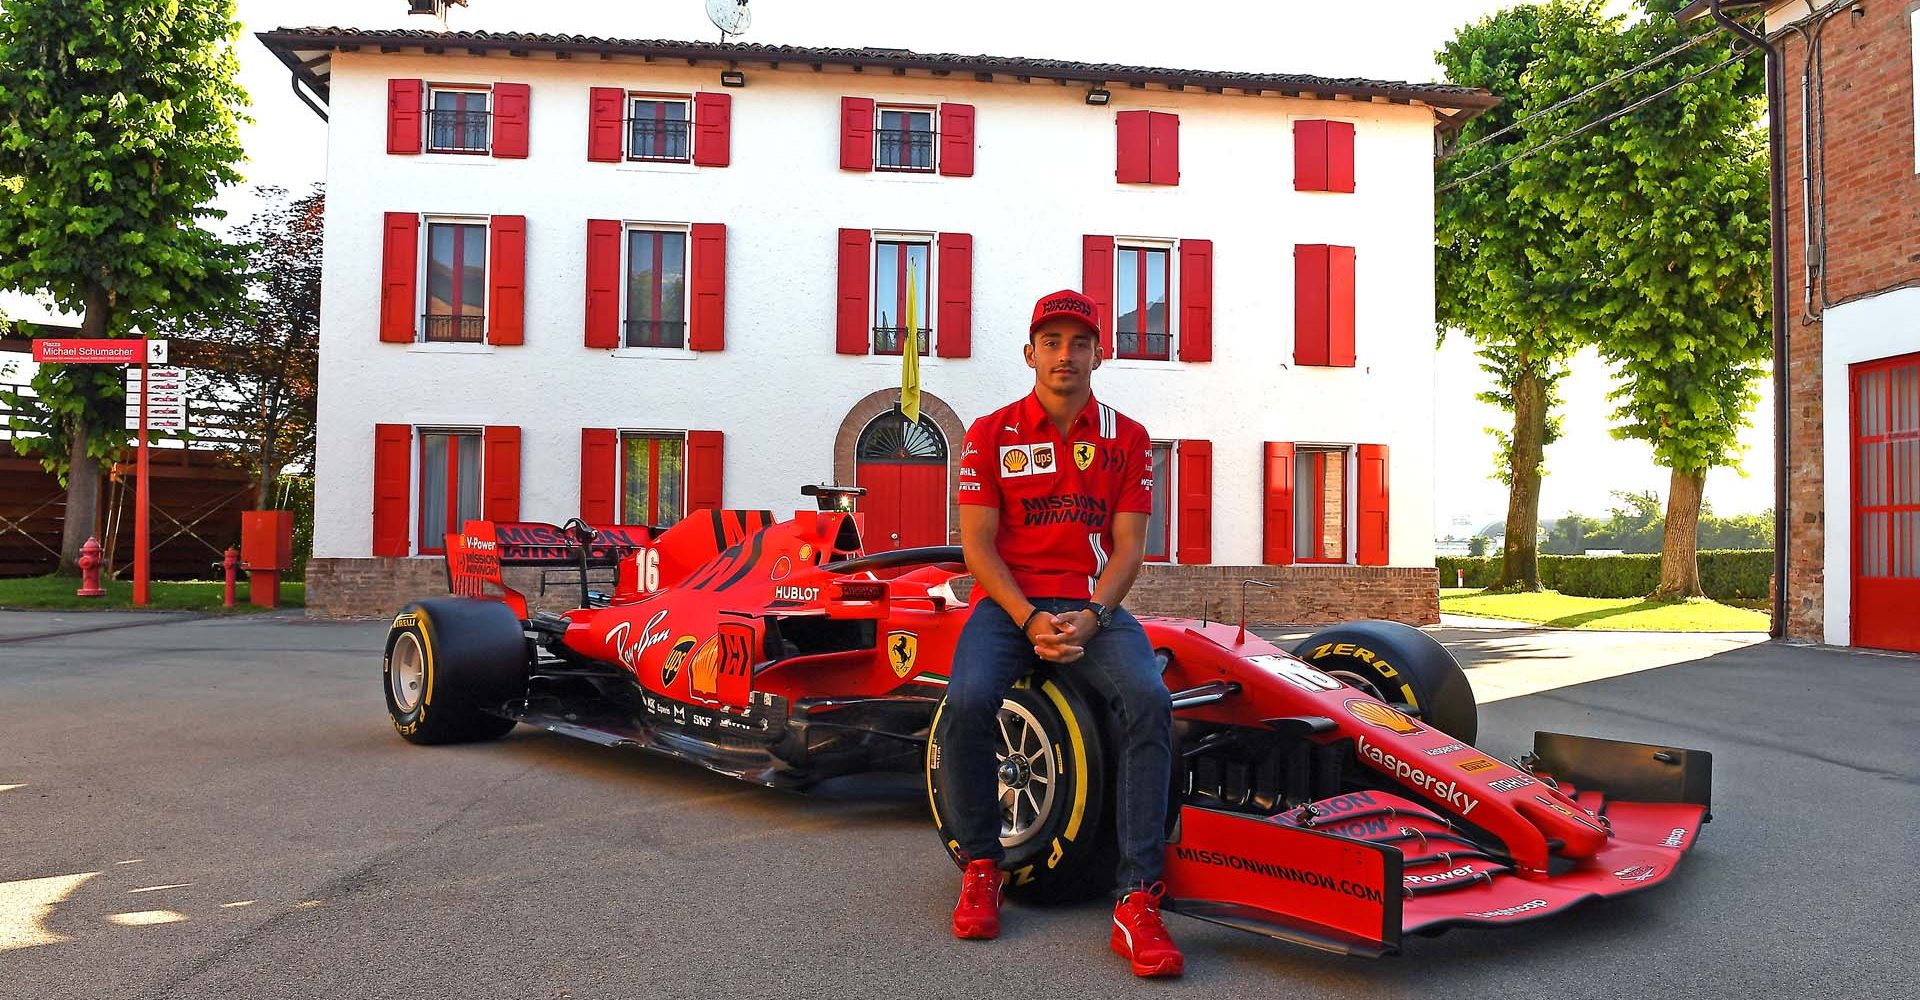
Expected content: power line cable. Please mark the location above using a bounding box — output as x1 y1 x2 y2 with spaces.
1436 51 1746 195
1445 31 1718 161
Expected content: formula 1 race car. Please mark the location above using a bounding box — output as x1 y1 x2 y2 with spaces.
382 490 1712 957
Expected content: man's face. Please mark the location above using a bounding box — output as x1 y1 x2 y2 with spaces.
1025 318 1100 393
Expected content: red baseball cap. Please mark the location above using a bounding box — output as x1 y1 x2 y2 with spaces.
1029 288 1100 338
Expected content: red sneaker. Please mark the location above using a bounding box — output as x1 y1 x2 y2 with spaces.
951 859 1003 940
1110 886 1184 977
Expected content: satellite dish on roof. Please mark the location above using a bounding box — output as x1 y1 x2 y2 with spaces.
706 0 752 41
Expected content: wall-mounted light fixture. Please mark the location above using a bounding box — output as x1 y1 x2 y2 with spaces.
1085 87 1111 106
720 69 747 88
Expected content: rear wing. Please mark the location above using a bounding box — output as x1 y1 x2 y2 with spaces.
444 520 652 618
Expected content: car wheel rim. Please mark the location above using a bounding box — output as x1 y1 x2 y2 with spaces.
994 700 1058 848
1327 669 1388 702
390 633 426 713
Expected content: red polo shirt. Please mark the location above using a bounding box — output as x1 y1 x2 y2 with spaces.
956 393 1153 600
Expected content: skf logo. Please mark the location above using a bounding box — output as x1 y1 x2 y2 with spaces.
661 635 697 686
1073 441 1095 471
886 631 918 679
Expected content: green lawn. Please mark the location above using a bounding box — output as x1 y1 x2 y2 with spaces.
0 576 305 613
1439 588 1769 631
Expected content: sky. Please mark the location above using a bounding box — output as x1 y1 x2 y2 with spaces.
4 0 1773 525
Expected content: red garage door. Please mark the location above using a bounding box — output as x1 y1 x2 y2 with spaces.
855 410 948 552
1852 353 1920 653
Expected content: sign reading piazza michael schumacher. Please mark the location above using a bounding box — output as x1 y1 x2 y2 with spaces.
30 338 168 365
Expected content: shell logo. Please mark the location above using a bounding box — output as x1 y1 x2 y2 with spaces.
1345 698 1423 735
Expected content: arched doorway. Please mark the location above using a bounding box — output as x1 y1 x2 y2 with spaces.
856 409 948 552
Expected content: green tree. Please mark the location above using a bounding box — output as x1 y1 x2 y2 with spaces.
1437 1 1616 590
0 0 247 573
1538 0 1771 598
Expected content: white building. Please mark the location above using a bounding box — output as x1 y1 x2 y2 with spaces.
258 28 1494 620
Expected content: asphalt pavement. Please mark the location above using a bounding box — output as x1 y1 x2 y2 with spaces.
1 611 1914 999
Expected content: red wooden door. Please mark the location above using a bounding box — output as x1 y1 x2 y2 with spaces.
854 410 948 552
1852 353 1920 653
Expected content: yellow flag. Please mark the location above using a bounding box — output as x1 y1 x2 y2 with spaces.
901 258 922 424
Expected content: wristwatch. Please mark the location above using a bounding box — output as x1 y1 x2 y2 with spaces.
1089 602 1115 630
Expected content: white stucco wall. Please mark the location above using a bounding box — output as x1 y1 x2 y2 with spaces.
1820 286 1920 644
313 50 1442 568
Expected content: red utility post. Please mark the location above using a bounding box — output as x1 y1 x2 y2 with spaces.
135 350 150 606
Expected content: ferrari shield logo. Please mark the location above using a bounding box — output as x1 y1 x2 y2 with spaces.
886 631 918 679
1073 441 1096 471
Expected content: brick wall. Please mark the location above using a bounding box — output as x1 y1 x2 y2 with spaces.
307 555 1439 626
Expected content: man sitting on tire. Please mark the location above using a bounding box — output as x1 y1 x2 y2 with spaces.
943 288 1182 978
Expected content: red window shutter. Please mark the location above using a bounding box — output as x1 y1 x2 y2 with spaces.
1263 442 1295 565
483 425 522 522
1326 120 1356 193
491 82 530 158
1356 444 1389 566
938 103 974 177
694 92 731 167
1176 439 1213 565
580 428 618 523
387 79 422 154
686 430 725 513
372 424 412 557
1081 235 1116 358
379 212 419 343
1294 244 1330 366
588 87 625 162
487 215 526 346
1115 110 1150 183
1294 119 1327 191
936 232 972 358
1329 245 1356 367
1178 238 1212 362
1148 112 1180 185
840 97 875 171
585 219 622 349
837 228 871 354
689 222 727 351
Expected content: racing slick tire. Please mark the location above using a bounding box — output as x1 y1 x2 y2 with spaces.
1293 619 1477 745
926 666 1120 903
383 598 527 745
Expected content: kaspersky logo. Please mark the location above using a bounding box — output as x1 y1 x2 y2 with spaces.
1354 735 1480 816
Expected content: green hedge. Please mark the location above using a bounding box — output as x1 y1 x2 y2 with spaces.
1437 549 1772 601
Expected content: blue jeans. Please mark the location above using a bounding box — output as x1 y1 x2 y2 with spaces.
944 597 1173 892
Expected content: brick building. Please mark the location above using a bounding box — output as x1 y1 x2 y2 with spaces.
1689 1 1920 653
257 27 1494 622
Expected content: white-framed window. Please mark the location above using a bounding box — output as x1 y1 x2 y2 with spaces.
422 216 488 343
1294 446 1352 564
419 428 483 554
621 431 688 528
629 94 693 163
426 85 491 154
1116 241 1175 361
1146 440 1174 562
873 234 933 355
622 223 689 349
876 105 936 172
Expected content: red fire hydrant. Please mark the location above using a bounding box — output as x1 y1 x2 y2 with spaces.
222 546 240 608
76 536 106 598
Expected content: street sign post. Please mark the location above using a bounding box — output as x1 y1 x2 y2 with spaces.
29 338 170 605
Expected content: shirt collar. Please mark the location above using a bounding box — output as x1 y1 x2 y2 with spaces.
1018 391 1100 435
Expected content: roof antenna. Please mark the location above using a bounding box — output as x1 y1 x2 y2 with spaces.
1236 579 1276 646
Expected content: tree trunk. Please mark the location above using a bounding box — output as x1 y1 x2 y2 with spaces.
1653 466 1706 600
1495 367 1548 591
56 283 111 576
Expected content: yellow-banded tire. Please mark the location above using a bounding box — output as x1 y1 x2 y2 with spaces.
1294 619 1477 744
383 599 526 745
925 668 1119 903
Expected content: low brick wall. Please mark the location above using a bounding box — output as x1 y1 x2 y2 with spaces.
307 556 1438 627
